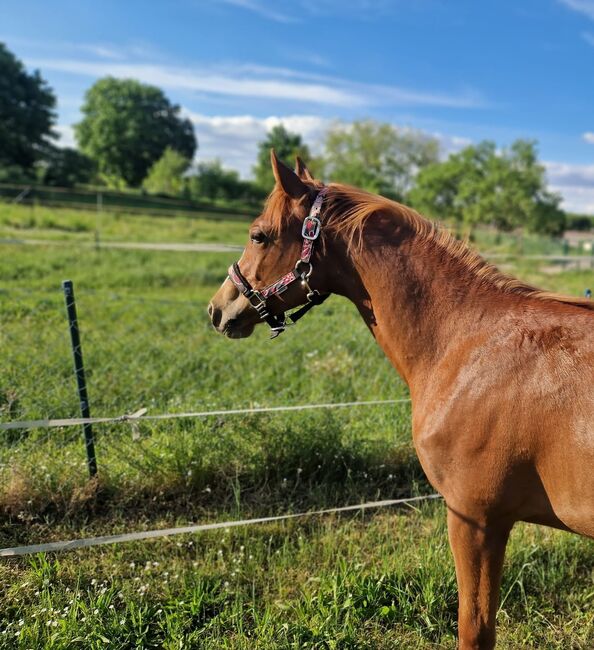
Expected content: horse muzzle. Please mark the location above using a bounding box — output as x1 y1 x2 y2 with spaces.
207 284 258 339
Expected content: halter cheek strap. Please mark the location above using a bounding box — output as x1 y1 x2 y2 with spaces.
228 187 329 338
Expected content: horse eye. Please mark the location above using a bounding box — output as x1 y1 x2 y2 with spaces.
250 231 268 244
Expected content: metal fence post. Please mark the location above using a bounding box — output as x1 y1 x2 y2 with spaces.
62 280 98 477
95 192 102 251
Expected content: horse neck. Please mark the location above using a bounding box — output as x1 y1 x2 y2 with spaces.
332 222 495 389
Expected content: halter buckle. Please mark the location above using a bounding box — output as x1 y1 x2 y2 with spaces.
302 216 321 241
246 290 269 318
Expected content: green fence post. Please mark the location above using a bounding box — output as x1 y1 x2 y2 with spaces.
62 280 97 478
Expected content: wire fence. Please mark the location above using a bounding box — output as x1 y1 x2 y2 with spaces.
0 182 261 220
2 209 592 525
0 271 413 511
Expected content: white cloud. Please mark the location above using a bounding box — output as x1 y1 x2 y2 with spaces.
583 131 594 144
25 57 486 110
218 0 298 23
184 112 331 176
559 0 594 20
54 124 76 148
432 133 472 156
216 0 395 22
546 161 594 213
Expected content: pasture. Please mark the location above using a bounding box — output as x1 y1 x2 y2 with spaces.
0 203 593 648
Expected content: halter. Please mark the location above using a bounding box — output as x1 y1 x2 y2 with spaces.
228 187 330 338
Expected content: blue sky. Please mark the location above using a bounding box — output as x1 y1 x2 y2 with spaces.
2 0 594 212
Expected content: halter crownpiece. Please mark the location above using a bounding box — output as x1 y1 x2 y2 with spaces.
228 187 330 338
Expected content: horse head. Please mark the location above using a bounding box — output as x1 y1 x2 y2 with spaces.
208 150 333 339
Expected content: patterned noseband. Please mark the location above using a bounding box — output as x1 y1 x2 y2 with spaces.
227 187 329 338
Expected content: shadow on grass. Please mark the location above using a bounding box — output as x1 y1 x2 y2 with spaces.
0 411 431 539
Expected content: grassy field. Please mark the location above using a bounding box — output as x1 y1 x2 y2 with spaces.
0 203 593 648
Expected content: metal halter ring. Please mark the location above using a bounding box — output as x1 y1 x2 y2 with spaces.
294 259 313 279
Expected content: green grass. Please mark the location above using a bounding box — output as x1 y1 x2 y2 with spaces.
0 202 250 244
0 202 593 648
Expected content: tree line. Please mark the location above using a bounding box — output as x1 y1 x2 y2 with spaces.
0 41 573 235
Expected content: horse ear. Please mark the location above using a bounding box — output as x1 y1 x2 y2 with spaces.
270 149 308 199
295 156 314 181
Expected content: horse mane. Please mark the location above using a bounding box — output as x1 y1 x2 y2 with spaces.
264 183 594 312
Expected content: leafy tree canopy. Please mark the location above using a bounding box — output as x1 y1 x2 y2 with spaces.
0 42 56 172
409 140 566 236
142 147 190 196
321 119 439 200
75 77 196 187
38 147 97 187
189 160 266 203
253 125 311 190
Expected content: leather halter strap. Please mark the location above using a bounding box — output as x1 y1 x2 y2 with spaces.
228 187 329 338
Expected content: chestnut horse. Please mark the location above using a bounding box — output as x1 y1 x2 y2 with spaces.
208 151 594 649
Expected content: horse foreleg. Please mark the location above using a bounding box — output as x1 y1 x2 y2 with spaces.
447 507 511 650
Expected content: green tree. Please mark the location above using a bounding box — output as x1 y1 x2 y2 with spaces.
253 125 311 190
38 147 97 187
321 119 439 200
410 140 566 236
75 77 196 187
189 160 266 203
0 42 56 174
142 147 190 196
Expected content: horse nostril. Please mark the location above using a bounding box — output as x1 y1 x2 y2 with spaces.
209 304 222 328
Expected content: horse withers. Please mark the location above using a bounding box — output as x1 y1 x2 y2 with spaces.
208 150 594 650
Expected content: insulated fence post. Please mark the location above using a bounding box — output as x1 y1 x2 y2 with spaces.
62 280 98 478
